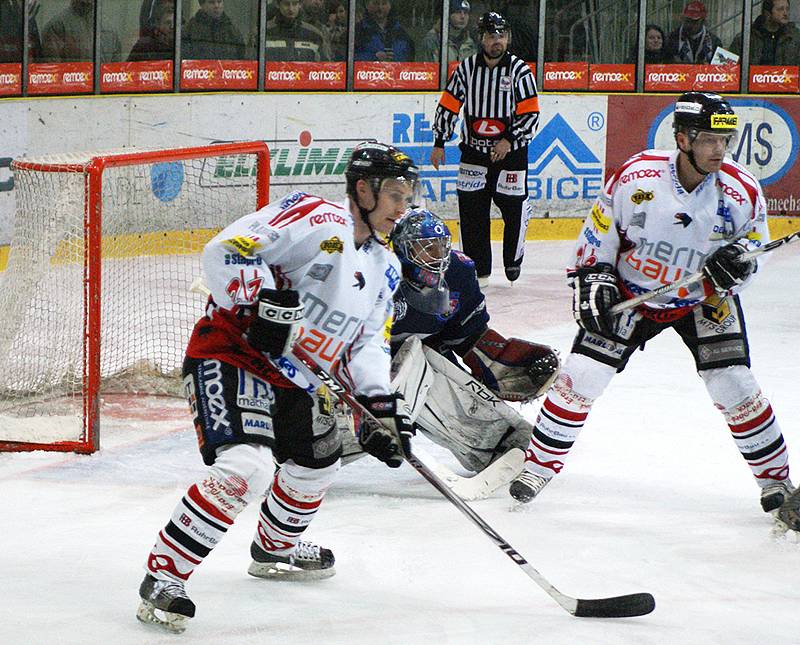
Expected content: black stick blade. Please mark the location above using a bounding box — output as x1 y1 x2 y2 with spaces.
573 593 655 618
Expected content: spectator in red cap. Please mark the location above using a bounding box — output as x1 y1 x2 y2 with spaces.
665 1 721 64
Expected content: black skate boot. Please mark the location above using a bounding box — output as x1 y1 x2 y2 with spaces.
248 540 336 580
509 470 550 503
136 573 195 634
760 480 795 514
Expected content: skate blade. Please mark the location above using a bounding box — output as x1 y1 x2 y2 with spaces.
136 600 190 634
247 561 336 581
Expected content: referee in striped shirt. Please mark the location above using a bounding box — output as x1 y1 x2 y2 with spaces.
430 11 539 285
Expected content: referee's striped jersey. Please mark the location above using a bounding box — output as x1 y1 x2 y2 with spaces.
433 51 539 154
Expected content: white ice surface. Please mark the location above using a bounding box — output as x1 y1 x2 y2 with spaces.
2 241 800 645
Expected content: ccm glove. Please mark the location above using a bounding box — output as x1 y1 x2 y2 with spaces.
247 288 304 357
356 392 415 468
571 263 622 337
702 242 755 294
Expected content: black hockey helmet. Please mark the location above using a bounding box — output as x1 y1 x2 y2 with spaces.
390 209 452 315
478 11 509 35
673 92 738 138
345 141 420 199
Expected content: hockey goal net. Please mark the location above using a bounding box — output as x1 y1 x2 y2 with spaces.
0 142 269 454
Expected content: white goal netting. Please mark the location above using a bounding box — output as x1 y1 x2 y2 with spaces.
0 144 268 450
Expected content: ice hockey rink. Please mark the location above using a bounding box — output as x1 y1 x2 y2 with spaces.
2 239 799 645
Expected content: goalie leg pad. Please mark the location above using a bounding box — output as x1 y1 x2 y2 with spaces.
391 337 534 472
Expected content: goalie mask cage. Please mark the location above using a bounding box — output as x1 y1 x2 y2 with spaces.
0 142 269 454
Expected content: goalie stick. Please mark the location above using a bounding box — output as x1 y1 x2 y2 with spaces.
610 229 800 315
286 344 656 619
190 277 522 501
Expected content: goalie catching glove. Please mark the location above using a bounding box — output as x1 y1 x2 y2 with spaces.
702 241 755 294
355 392 415 468
462 328 560 402
247 288 304 357
571 263 622 338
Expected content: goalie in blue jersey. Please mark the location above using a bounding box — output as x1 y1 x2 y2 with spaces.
341 209 560 478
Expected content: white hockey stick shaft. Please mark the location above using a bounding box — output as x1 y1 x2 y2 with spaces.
610 229 800 315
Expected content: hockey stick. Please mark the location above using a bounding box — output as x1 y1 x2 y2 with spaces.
287 344 656 618
610 229 800 315
190 276 521 501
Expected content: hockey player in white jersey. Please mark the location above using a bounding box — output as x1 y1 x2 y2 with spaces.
509 92 796 528
136 142 420 633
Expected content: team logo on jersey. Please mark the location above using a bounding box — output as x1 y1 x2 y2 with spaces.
630 211 647 228
673 212 692 227
353 271 365 290
499 76 511 91
223 236 261 257
308 263 333 281
590 203 610 233
630 189 654 205
385 265 400 290
393 298 407 321
320 236 344 254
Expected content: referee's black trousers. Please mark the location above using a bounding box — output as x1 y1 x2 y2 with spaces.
456 144 530 278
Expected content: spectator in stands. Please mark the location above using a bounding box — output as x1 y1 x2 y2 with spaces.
0 0 42 63
128 3 175 62
301 0 328 33
139 0 175 37
665 1 721 64
39 0 121 63
354 0 414 62
266 0 331 61
730 0 800 65
182 0 245 60
421 0 478 63
324 0 348 61
628 23 673 64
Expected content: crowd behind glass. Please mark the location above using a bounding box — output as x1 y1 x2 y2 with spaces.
1 0 798 92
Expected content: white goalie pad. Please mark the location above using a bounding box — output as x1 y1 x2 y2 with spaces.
391 337 533 472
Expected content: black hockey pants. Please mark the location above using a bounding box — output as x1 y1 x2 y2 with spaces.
456 144 531 277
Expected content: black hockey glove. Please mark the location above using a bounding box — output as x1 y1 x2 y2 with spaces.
356 392 415 469
702 242 755 294
247 288 304 357
571 263 622 338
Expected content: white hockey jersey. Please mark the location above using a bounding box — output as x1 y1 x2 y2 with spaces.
186 191 401 397
573 148 769 315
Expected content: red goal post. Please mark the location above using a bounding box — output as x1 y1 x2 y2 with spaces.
0 141 269 454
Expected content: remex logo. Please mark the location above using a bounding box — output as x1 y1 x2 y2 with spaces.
391 111 603 204
647 99 799 185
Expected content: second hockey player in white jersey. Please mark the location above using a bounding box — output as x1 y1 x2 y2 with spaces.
509 92 796 529
136 142 420 633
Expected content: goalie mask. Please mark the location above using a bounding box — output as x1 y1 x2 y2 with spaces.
390 209 452 316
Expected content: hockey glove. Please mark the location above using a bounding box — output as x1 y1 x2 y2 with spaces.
702 242 755 294
571 263 622 338
247 288 304 357
462 328 560 402
355 392 415 468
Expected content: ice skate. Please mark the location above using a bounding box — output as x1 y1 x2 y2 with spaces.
508 469 550 503
760 480 794 514
508 470 550 504
504 266 520 283
777 488 800 532
477 275 490 289
136 573 196 634
248 540 336 580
